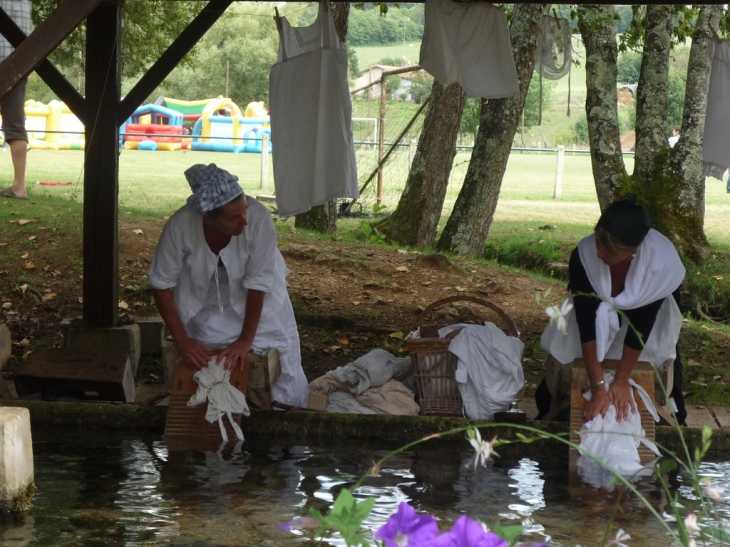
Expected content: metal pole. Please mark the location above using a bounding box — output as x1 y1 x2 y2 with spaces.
260 132 269 190
409 138 416 167
554 145 565 200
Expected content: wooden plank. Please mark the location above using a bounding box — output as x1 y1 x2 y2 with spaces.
118 0 234 124
83 3 122 328
569 367 657 473
0 7 86 120
0 0 101 102
14 348 135 402
164 355 251 441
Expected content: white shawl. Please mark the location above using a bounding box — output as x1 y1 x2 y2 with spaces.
541 229 685 365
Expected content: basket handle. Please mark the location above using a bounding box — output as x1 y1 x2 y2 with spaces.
410 295 519 338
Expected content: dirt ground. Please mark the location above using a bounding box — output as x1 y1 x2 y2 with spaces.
0 217 559 392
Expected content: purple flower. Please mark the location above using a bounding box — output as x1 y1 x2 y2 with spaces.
430 516 508 547
375 502 439 547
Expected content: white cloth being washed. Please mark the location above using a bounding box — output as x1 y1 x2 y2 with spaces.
269 0 359 216
577 371 660 490
188 359 250 443
541 230 685 367
419 0 519 99
703 40 730 180
441 323 524 420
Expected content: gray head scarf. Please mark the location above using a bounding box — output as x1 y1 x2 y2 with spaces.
185 163 243 215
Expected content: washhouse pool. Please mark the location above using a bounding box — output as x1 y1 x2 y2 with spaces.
0 426 727 547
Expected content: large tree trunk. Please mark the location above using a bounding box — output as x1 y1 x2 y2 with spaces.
659 5 720 261
436 3 544 257
632 5 673 183
578 5 627 211
294 2 351 234
374 81 465 247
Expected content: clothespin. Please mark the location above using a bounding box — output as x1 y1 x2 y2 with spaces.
552 8 561 30
274 7 282 31
710 26 722 45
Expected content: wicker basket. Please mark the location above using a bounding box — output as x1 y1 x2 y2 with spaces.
405 296 518 416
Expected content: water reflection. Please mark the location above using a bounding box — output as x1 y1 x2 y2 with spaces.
0 428 728 547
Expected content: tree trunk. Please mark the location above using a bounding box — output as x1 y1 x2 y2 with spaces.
373 81 465 247
578 5 627 211
294 2 351 234
659 4 720 261
436 3 544 257
633 5 673 183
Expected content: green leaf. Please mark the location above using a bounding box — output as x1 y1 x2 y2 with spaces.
701 525 730 544
657 459 678 474
490 522 524 543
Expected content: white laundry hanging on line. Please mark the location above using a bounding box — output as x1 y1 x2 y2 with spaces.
419 0 520 99
269 0 359 217
576 371 661 490
187 358 250 443
703 40 730 180
534 14 572 80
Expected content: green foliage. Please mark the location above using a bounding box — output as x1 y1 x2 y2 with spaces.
310 489 375 547
617 51 642 84
32 0 204 80
409 71 433 104
153 4 278 107
359 220 387 244
347 44 360 78
378 55 403 67
347 4 424 47
460 98 481 140
385 75 402 96
618 102 636 134
668 68 686 130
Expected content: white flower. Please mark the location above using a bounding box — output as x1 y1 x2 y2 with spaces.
608 529 630 547
545 298 574 335
704 482 724 502
467 428 499 470
684 513 700 535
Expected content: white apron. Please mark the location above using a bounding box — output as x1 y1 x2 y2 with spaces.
269 0 359 217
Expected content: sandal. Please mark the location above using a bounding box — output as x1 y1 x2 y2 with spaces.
0 187 27 199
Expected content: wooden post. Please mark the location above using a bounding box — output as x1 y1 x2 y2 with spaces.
409 138 416 167
260 133 269 190
377 74 387 206
553 145 565 200
83 3 122 327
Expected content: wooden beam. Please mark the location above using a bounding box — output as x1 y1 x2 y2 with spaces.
0 7 86 122
83 3 122 328
118 0 234 124
0 0 101 104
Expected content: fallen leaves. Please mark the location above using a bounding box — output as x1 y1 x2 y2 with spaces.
396 266 409 272
20 252 29 259
1 302 11 309
41 292 57 302
17 219 36 226
132 229 144 235
24 261 37 271
119 301 129 310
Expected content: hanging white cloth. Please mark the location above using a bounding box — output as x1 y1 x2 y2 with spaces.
188 359 250 443
419 0 519 99
269 0 359 217
703 40 730 180
541 230 685 366
441 323 524 420
576 371 660 490
534 14 572 80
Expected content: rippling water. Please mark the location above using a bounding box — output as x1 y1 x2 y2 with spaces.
0 427 726 546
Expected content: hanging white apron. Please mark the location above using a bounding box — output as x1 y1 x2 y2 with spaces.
269 0 359 217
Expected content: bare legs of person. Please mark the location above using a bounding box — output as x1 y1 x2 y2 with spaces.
0 139 27 199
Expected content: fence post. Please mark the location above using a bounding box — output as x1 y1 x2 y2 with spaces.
553 145 565 200
260 133 269 190
377 74 387 206
409 138 416 167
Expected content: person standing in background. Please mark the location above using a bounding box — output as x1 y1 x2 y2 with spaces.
0 0 32 199
668 125 680 148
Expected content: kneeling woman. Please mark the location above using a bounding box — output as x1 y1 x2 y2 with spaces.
538 195 687 424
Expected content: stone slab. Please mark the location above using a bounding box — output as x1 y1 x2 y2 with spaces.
133 317 165 355
710 406 730 429
685 405 717 429
0 323 11 371
14 348 135 403
0 407 34 509
65 323 141 375
134 383 168 406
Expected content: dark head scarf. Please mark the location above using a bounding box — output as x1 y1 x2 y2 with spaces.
596 194 651 247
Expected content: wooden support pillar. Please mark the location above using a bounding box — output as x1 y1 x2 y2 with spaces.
83 2 122 328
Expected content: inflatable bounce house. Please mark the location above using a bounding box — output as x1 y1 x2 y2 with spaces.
190 97 272 154
21 100 85 150
122 104 185 151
